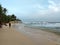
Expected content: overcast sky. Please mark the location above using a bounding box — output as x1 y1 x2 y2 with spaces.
0 0 60 22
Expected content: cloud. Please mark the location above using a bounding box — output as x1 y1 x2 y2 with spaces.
48 0 56 6
26 0 60 20
33 4 45 9
35 0 60 15
48 0 59 12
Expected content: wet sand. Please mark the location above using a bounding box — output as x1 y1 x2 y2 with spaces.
13 23 60 45
0 25 35 45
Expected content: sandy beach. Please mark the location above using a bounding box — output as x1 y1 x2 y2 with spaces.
0 24 35 45
13 23 60 45
0 23 60 45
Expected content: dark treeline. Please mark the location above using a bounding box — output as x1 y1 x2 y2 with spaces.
0 4 21 28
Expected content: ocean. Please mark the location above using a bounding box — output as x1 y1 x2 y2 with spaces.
24 22 60 35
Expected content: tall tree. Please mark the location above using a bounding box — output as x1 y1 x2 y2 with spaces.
0 4 21 28
2 8 7 23
0 5 3 28
3 8 7 14
11 14 16 21
0 5 3 15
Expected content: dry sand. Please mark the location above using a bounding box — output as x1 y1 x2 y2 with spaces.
0 25 35 45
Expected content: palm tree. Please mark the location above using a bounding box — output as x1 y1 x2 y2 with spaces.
3 8 7 14
0 5 3 15
11 14 16 21
0 5 7 28
0 5 3 28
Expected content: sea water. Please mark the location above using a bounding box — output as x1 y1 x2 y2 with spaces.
24 22 60 35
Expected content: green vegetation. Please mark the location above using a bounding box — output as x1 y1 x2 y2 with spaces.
0 4 21 28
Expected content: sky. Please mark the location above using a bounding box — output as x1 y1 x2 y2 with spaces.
0 0 60 22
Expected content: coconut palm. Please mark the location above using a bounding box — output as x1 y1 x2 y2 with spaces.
3 8 7 14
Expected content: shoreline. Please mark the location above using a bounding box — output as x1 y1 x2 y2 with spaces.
13 23 60 45
0 23 60 45
24 24 60 35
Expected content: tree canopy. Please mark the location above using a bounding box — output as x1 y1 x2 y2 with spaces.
0 4 21 28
